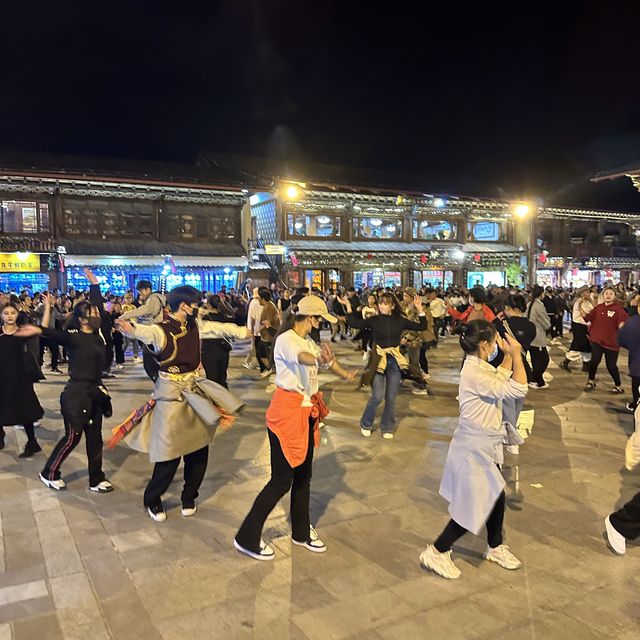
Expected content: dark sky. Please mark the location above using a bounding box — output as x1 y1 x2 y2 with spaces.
3 1 640 208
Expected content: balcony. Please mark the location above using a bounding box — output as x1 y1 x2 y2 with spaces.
0 235 57 252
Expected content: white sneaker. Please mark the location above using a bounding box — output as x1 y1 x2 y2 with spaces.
133 356 142 363
382 432 394 440
605 516 626 555
505 444 520 455
362 351 370 362
412 388 428 395
39 473 67 491
419 544 461 580
181 504 197 517
89 480 114 493
260 368 274 379
292 526 327 553
147 505 167 522
233 538 275 561
484 544 522 570
242 362 256 370
422 373 431 380
360 427 372 438
114 363 125 370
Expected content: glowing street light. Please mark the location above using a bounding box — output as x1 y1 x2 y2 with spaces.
513 203 530 218
286 185 300 199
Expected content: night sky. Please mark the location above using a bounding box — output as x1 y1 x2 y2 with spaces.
3 1 640 208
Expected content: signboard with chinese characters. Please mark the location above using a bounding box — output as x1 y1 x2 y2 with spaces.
265 244 286 255
0 252 41 273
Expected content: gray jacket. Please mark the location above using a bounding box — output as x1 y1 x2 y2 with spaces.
120 292 166 325
526 299 551 348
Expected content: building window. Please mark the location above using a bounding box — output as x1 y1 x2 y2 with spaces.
287 214 341 237
62 198 155 238
0 200 50 234
467 221 507 242
353 217 402 240
413 219 457 241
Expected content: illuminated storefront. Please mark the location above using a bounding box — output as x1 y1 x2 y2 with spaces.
63 256 246 295
412 269 454 288
466 270 506 288
0 252 50 292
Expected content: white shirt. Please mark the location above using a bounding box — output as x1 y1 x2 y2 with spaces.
430 297 446 318
274 329 321 406
246 298 263 336
572 298 594 326
459 355 528 432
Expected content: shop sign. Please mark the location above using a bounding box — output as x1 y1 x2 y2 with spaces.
265 244 286 255
0 252 41 273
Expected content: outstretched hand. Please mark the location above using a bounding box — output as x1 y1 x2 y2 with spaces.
413 293 423 309
83 268 99 285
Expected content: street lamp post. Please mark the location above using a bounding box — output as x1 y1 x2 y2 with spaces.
513 203 537 287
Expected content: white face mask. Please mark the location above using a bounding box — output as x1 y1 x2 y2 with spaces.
487 342 499 362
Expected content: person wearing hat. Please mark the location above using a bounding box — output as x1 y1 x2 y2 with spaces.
234 295 357 560
559 285 593 373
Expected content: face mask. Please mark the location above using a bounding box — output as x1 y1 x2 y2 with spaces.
488 343 499 362
186 307 198 326
88 316 102 330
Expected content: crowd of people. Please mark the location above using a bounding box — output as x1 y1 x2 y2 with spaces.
1 275 640 577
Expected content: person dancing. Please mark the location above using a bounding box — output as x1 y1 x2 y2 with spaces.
583 286 628 394
234 295 357 560
114 286 245 522
420 321 527 579
0 299 44 457
16 278 114 492
343 291 426 439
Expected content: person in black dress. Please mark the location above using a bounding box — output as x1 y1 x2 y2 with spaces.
16 270 114 493
0 300 44 457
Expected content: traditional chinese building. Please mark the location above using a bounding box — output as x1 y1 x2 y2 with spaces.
0 153 254 293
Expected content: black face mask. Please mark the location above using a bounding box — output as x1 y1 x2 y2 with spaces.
186 308 198 326
87 316 102 330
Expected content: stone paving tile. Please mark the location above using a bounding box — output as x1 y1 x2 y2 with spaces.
0 623 10 640
12 612 62 640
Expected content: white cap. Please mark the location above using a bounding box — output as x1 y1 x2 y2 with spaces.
296 296 337 323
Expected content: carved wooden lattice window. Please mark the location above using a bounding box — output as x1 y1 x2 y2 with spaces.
62 199 154 238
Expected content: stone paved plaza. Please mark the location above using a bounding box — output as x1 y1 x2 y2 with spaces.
1 334 639 639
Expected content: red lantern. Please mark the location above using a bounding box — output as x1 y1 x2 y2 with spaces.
572 268 578 276
290 253 299 267
420 254 427 265
367 252 374 259
538 253 547 264
473 253 481 263
605 269 613 278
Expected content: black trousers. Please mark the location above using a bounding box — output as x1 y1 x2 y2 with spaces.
528 346 549 386
434 491 506 552
0 423 37 447
39 336 59 370
113 332 125 365
202 341 230 389
41 405 105 487
143 445 209 509
235 420 314 552
610 491 640 540
588 343 622 387
419 343 430 374
256 337 273 372
552 315 564 337
143 348 160 382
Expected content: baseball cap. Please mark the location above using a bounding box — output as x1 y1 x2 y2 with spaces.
297 296 337 323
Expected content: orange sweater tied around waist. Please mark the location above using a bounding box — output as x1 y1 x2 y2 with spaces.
265 387 329 467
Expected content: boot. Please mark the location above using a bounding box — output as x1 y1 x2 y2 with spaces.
559 359 571 373
19 440 42 458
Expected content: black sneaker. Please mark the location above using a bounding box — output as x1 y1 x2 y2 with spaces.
626 402 636 413
0 432 4 450
50 368 64 375
19 441 42 458
559 360 571 373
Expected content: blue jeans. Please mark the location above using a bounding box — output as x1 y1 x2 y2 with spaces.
360 357 402 433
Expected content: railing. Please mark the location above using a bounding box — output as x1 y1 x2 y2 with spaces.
0 235 57 252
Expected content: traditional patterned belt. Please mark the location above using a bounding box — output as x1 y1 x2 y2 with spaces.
158 369 198 382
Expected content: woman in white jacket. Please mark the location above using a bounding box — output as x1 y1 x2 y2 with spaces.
420 320 528 580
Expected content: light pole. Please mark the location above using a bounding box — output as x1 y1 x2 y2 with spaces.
513 203 536 287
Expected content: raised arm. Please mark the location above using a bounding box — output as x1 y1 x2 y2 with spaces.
116 319 166 352
198 318 248 340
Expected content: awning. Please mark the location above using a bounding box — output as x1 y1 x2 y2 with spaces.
63 255 248 268
463 242 520 253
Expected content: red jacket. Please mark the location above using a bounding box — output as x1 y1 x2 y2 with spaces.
266 388 329 467
584 303 628 351
448 304 496 323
